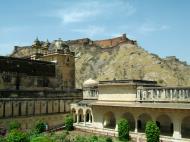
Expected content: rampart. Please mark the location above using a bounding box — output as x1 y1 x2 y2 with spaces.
67 34 137 48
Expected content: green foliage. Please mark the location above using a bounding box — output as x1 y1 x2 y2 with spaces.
89 135 98 142
105 137 112 142
34 120 46 134
0 136 6 142
74 135 88 142
73 135 115 142
64 115 74 131
30 136 51 142
145 121 160 142
6 129 29 142
58 131 69 142
8 121 21 132
118 119 129 141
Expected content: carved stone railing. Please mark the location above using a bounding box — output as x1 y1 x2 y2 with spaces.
137 87 190 102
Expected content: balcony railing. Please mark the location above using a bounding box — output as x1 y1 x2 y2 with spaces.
136 87 190 102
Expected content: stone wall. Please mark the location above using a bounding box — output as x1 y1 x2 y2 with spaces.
0 91 82 129
0 56 57 90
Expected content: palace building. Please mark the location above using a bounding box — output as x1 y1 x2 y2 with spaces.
71 79 190 142
0 39 82 130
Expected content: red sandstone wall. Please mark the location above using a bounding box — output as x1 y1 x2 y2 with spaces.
94 34 128 48
67 34 136 48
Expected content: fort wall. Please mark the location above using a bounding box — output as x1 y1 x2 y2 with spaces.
94 34 127 48
67 34 137 48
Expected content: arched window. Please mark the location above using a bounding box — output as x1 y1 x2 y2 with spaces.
181 116 190 138
103 111 116 129
137 113 152 132
121 112 135 131
156 114 173 136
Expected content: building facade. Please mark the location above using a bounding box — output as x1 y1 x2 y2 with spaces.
0 39 82 130
71 79 190 142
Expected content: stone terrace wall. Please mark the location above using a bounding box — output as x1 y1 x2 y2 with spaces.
0 90 82 129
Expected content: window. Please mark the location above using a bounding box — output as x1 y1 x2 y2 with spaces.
1 72 12 83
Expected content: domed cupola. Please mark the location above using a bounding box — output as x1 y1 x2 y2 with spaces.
42 39 50 48
32 37 42 47
83 78 99 99
49 38 70 52
83 78 98 88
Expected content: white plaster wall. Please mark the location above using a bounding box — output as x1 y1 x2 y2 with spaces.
98 85 136 101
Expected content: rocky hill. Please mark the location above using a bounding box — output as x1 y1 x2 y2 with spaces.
10 35 190 88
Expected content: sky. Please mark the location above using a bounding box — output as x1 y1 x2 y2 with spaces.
0 0 190 63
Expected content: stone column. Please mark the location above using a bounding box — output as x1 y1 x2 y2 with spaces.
84 113 86 126
173 117 181 139
89 113 92 123
76 113 79 124
115 124 118 132
170 89 173 101
135 118 138 133
156 90 159 100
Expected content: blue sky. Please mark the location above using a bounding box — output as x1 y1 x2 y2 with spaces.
0 0 190 63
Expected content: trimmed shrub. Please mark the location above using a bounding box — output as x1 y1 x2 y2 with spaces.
8 121 21 132
64 115 74 131
6 129 29 142
34 120 46 134
145 121 160 142
118 119 129 141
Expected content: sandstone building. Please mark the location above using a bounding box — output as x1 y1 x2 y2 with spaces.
71 79 190 142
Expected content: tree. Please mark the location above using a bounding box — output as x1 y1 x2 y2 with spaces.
8 121 21 132
34 120 46 134
118 119 129 141
145 121 160 142
6 129 29 142
64 115 74 131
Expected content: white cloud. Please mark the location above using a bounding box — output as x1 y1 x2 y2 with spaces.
72 26 105 37
53 1 101 24
52 0 136 24
57 9 99 24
